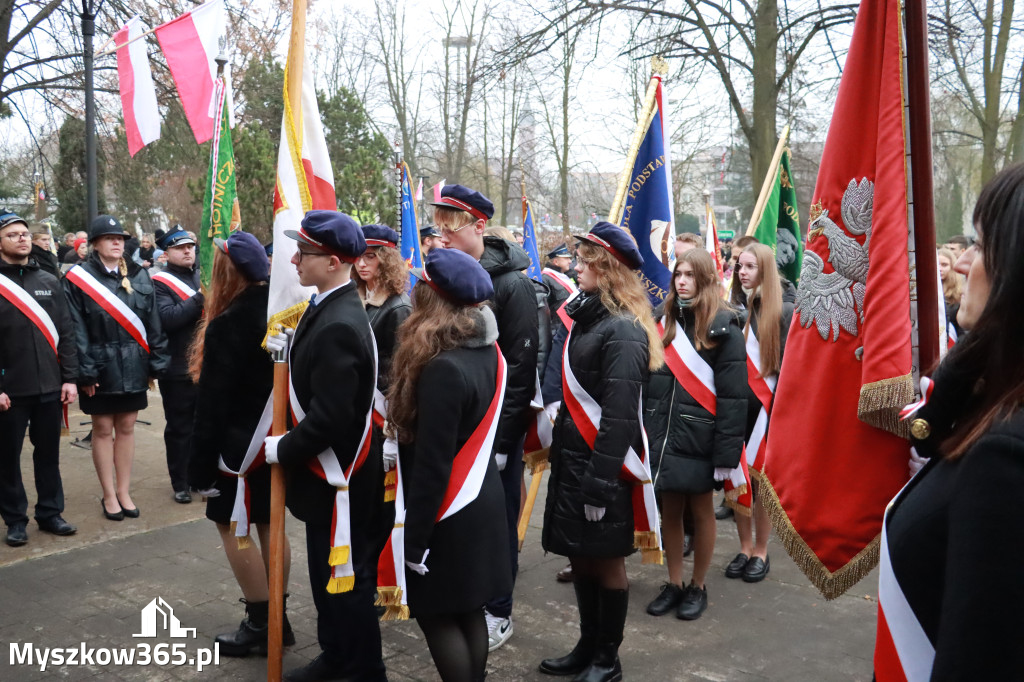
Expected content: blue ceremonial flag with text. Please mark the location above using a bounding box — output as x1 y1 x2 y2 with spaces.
400 162 422 287
618 76 675 305
522 199 543 283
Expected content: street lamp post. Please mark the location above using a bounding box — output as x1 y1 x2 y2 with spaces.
81 0 105 226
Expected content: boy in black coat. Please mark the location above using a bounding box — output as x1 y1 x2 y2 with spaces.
264 211 386 682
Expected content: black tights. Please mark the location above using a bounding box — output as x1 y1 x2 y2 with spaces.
569 555 628 590
417 610 488 682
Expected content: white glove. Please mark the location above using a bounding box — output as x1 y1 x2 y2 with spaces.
908 446 929 477
405 549 430 575
265 332 289 353
264 435 283 464
495 453 508 471
545 402 560 421
584 504 606 522
195 487 220 498
713 467 732 482
383 437 399 472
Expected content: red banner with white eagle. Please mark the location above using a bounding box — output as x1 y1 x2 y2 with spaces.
759 0 915 599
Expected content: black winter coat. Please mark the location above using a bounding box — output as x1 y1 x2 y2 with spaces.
400 307 512 616
30 244 60 279
189 285 273 489
364 289 411 393
542 293 650 558
64 253 170 394
153 263 204 378
533 278 552 381
479 236 540 454
644 306 747 494
0 257 78 398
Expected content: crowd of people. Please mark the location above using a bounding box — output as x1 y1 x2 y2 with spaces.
1 164 1021 681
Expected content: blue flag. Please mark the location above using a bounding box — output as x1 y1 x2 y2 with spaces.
522 199 543 283
400 162 422 288
618 79 675 304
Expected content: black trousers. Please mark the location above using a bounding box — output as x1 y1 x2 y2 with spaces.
159 378 196 492
485 435 525 619
0 394 64 526
305 523 387 681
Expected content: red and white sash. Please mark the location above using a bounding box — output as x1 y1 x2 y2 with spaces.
657 319 716 415
377 345 507 620
151 271 198 301
544 268 577 329
561 324 662 561
372 387 387 429
288 329 378 594
66 265 149 352
743 330 777 474
0 272 59 355
218 393 274 543
874 489 935 681
524 372 553 468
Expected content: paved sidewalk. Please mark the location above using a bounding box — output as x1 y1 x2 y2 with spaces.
0 394 878 680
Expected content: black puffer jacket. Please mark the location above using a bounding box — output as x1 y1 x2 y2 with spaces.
64 252 170 394
645 305 747 494
542 293 650 558
153 263 203 378
479 236 540 455
364 289 411 393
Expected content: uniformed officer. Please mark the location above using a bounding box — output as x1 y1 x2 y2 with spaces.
264 211 386 682
152 225 203 503
0 210 78 546
419 225 440 258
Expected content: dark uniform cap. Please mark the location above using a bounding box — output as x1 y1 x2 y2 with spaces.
213 231 269 282
362 224 400 248
156 224 195 250
0 209 28 231
547 243 571 259
89 215 132 242
285 210 366 263
419 225 440 239
575 221 644 270
412 247 493 306
428 184 494 221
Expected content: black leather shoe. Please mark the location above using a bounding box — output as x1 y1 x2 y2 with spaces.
102 500 124 521
556 564 574 583
173 490 192 504
725 553 750 579
715 500 734 520
645 583 684 616
6 523 27 547
743 556 770 583
117 497 140 518
283 653 348 682
676 584 708 621
37 515 77 536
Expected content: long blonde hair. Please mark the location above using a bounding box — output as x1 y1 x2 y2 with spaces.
937 247 963 306
662 248 728 351
576 241 663 370
741 243 783 377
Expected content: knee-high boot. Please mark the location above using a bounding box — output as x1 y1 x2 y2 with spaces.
539 579 600 675
572 588 627 682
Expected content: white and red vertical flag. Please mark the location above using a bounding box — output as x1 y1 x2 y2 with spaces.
760 0 916 600
432 180 446 204
153 0 226 144
114 16 160 156
705 204 726 286
414 177 423 201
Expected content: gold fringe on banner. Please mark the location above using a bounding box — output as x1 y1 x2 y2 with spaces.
641 549 664 565
327 545 350 567
858 373 915 438
264 300 309 348
759 473 880 600
724 485 753 517
326 576 355 594
524 448 550 474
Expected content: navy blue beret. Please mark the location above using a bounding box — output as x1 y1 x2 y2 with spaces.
362 224 400 248
420 225 440 239
264 242 273 257
429 184 494 221
547 243 571 259
575 221 644 270
413 247 493 305
214 231 269 282
286 210 367 263
157 224 194 250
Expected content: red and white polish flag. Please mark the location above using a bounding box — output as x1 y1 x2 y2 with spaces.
154 0 226 144
114 16 160 157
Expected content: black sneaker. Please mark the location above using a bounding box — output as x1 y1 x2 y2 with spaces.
715 500 734 520
645 583 684 616
5 523 27 547
676 583 708 621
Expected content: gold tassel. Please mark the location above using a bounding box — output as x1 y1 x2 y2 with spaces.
383 489 396 503
326 575 355 594
758 473 881 600
236 535 252 550
383 470 397 487
633 530 660 550
641 549 664 565
523 448 550 473
328 545 350 566
380 604 410 621
375 587 403 607
858 373 915 438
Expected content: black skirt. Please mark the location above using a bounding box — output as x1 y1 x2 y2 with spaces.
79 391 148 416
204 464 272 526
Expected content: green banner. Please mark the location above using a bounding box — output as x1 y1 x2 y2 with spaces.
752 149 803 284
199 91 240 288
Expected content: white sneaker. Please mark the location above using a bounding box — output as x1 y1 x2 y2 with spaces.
485 611 513 651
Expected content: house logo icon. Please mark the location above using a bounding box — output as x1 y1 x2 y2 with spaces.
133 597 196 638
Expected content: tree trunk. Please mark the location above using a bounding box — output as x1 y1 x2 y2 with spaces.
749 0 780 197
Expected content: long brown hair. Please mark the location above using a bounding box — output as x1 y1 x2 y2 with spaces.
662 248 728 351
386 283 485 443
728 235 760 306
937 247 963 306
575 241 663 370
355 245 408 299
188 250 252 382
742 243 783 377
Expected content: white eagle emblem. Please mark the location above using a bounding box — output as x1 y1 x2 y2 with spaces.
795 178 874 342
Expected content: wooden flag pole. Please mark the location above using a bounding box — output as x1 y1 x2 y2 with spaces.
517 464 546 551
744 124 790 237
